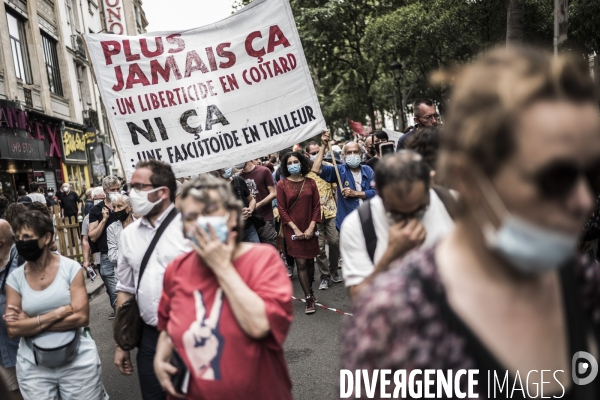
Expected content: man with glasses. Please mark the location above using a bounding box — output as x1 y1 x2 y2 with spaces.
396 98 440 151
114 160 190 400
311 131 376 231
339 151 454 301
365 130 390 171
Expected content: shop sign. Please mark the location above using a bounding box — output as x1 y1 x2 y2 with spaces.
61 128 88 164
84 128 97 146
0 136 46 160
33 171 47 190
0 101 62 157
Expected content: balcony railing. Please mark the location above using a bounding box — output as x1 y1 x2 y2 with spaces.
71 35 87 59
23 87 33 108
83 108 99 128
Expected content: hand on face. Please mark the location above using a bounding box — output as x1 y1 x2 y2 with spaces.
387 218 426 260
190 221 237 272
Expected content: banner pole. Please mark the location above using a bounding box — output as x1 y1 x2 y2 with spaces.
554 0 559 57
327 141 343 189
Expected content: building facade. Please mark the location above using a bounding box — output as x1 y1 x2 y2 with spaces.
0 0 147 202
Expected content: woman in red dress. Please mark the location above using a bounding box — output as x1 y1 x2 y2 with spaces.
277 151 321 314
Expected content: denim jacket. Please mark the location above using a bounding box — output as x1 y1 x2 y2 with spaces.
0 245 20 368
319 164 376 229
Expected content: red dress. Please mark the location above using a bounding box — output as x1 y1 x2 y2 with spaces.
157 245 294 400
276 177 321 259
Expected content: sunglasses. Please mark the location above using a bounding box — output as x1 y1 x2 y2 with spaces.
386 204 429 223
525 159 600 199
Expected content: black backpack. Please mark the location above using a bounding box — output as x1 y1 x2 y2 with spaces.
358 185 457 263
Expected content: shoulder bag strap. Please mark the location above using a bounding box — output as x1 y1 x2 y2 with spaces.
560 266 597 400
136 207 178 292
432 185 458 220
287 178 306 213
357 200 377 263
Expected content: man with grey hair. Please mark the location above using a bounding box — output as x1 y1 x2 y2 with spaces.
340 151 454 301
311 131 376 230
88 176 121 318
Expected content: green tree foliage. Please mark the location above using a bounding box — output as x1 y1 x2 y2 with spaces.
234 0 600 137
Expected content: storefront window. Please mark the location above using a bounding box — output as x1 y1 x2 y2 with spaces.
0 174 17 203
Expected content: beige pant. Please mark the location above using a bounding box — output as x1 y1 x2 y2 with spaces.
0 363 18 392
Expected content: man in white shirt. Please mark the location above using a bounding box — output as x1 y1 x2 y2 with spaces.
27 182 46 204
114 160 190 400
340 151 455 300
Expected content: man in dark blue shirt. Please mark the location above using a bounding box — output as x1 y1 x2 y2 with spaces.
311 131 376 230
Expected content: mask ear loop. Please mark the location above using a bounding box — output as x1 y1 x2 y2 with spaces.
470 169 511 245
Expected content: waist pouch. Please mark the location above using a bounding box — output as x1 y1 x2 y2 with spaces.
30 329 81 368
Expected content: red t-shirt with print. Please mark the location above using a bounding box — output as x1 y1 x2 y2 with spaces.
157 244 293 400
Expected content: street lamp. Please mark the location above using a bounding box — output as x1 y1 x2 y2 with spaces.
390 61 402 80
389 61 405 131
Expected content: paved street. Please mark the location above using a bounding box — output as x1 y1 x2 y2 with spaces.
89 271 351 400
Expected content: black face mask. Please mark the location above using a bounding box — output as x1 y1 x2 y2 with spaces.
15 239 44 262
114 209 129 222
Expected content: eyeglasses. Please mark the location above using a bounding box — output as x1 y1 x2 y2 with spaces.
523 159 600 200
309 152 319 156
127 183 156 192
418 113 440 122
386 204 429 223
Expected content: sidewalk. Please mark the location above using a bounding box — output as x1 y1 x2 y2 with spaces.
85 274 105 300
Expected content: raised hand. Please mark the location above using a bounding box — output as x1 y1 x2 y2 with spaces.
182 289 225 380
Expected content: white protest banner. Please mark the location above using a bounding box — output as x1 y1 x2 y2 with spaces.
84 0 325 178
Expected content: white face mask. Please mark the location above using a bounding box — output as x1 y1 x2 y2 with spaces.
62 187 69 193
234 162 246 170
129 187 163 216
93 199 102 206
475 173 577 273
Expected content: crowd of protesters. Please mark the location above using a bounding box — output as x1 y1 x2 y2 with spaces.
0 46 600 399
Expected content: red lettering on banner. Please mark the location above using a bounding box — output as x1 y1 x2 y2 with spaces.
267 25 291 53
245 31 265 59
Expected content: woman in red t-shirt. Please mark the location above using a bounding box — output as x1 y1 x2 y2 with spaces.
153 175 294 400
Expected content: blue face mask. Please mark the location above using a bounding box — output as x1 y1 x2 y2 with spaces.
475 174 577 273
221 167 233 179
190 213 230 244
345 154 361 168
287 163 301 175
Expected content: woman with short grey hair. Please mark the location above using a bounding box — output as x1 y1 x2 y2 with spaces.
153 175 294 398
107 193 135 264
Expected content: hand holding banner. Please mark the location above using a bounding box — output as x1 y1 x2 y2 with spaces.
84 0 326 178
